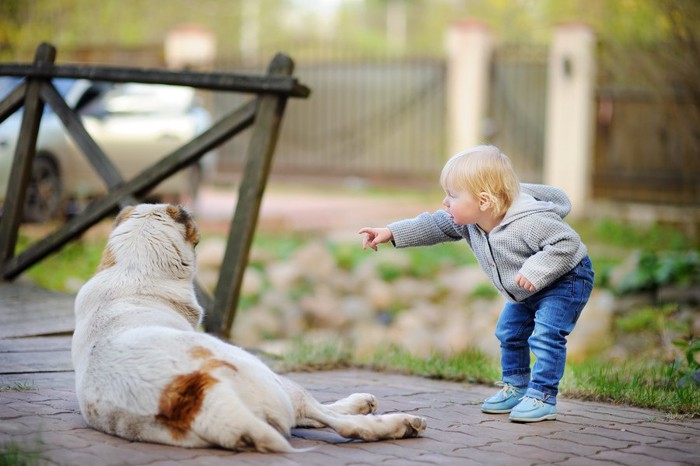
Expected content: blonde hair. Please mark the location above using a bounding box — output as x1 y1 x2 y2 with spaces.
440 145 520 216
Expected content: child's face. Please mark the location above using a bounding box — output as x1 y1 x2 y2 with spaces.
442 188 484 225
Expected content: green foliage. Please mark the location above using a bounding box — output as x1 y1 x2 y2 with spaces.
578 218 694 252
615 305 675 333
329 242 363 271
618 251 700 294
3 0 693 63
671 338 700 388
469 283 499 301
249 234 306 262
406 242 476 278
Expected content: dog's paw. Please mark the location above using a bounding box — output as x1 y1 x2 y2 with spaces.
401 415 427 438
343 393 378 415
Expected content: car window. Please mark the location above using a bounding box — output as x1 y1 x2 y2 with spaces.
81 83 195 117
0 77 22 100
0 77 78 115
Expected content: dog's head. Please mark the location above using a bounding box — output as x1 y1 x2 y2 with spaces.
98 204 200 280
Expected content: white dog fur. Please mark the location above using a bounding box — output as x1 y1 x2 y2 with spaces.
72 204 426 453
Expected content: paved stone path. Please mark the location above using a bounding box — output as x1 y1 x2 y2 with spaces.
1 282 699 465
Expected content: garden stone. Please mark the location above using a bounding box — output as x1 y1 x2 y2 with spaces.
299 286 345 328
391 277 438 303
267 261 302 291
231 305 283 347
196 237 226 269
437 265 488 298
195 267 219 292
339 295 374 323
568 289 614 362
365 279 394 309
241 267 265 296
350 322 390 358
292 242 337 281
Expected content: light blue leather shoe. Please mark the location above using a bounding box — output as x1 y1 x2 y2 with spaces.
481 383 526 414
509 396 557 422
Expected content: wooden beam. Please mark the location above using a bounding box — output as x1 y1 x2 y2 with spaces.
0 81 26 124
206 54 295 337
0 63 310 98
0 43 55 264
40 81 137 209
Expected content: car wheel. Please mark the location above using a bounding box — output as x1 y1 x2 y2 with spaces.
23 155 62 223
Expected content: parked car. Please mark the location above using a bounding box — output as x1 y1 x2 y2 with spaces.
0 77 217 222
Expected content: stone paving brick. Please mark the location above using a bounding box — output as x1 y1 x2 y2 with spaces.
622 442 700 464
592 449 690 466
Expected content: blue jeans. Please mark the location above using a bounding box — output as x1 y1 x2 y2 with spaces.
495 257 594 405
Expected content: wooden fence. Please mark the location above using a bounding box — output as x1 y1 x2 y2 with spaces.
0 43 310 337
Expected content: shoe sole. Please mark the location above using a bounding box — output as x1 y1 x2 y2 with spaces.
509 413 557 423
481 408 513 414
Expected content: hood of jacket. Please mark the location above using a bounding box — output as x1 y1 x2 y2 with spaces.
500 183 572 227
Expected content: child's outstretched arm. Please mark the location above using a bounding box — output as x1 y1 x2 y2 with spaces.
358 227 393 251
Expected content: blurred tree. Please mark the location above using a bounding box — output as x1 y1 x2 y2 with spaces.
0 0 697 64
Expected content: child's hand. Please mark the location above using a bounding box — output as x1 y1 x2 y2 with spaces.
358 227 393 251
515 273 537 292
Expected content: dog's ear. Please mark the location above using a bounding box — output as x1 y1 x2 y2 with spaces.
114 205 135 228
166 205 200 247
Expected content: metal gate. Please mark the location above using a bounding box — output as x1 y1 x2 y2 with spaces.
486 44 548 184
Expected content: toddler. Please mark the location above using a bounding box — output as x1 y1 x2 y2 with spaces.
358 145 594 422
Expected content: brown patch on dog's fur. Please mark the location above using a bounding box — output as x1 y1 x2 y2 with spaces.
166 205 200 247
97 245 117 272
114 205 135 227
189 346 214 360
189 346 238 373
165 298 202 325
155 371 218 440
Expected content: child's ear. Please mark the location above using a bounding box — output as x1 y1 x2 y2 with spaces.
478 192 493 211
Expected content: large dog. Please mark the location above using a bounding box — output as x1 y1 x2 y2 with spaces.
72 204 426 453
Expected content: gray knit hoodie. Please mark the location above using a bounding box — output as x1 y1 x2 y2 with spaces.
388 183 588 302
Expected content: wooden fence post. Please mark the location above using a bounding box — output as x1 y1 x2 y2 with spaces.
0 43 55 264
205 53 295 338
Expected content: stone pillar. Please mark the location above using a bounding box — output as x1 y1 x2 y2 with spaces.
446 20 493 157
543 24 596 214
164 24 217 70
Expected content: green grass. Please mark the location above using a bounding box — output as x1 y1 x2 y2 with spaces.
0 382 36 392
561 359 700 417
277 340 500 384
17 235 105 293
0 442 42 466
278 340 699 417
